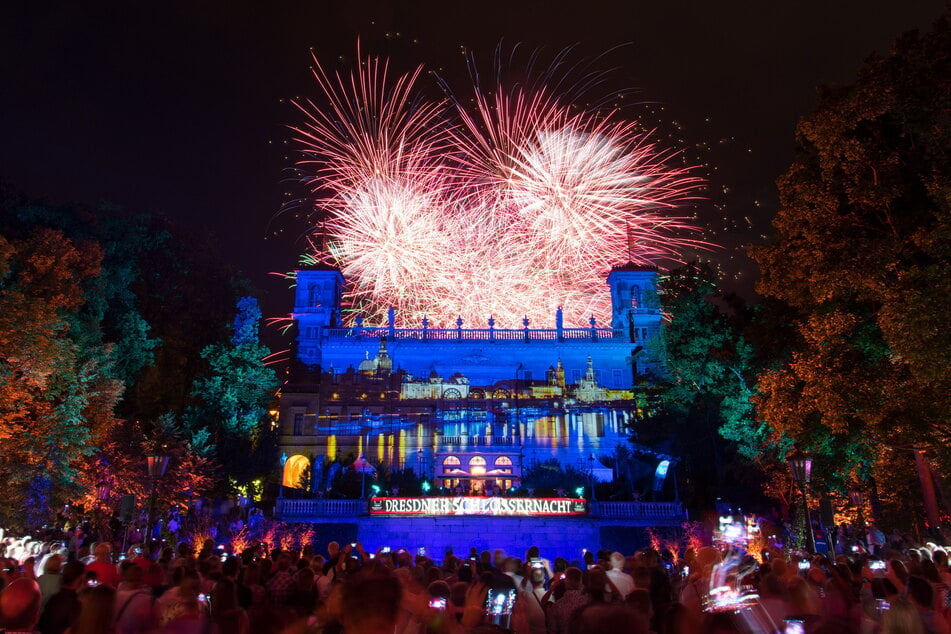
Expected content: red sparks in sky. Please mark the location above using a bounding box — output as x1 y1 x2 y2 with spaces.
290 47 709 327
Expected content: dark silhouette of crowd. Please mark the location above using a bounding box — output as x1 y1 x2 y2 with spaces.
0 534 949 633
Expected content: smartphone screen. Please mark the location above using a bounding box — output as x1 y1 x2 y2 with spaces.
485 588 516 628
429 597 447 610
784 620 805 634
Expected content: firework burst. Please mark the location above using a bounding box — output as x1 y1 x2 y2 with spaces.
290 47 709 327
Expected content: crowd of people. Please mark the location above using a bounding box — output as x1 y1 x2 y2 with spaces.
0 529 949 633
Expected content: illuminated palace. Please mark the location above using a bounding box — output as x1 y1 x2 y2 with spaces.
276 263 664 495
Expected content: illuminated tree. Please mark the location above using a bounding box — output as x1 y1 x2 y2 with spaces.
751 14 950 518
0 229 123 528
83 414 216 515
185 297 280 491
634 263 771 509
0 193 261 524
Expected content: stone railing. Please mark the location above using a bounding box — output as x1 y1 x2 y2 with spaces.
588 501 685 521
322 326 622 342
438 436 523 449
276 498 684 522
276 498 366 519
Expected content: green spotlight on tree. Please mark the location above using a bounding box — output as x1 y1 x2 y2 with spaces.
421 480 431 493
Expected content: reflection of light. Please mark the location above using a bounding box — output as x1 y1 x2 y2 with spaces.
653 459 670 492
399 429 407 467
471 466 486 476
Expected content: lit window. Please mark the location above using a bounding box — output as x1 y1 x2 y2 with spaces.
442 456 461 466
469 456 486 467
495 456 513 466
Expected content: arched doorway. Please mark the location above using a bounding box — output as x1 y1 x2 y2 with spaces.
282 454 310 489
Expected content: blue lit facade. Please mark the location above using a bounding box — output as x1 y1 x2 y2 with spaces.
277 264 665 495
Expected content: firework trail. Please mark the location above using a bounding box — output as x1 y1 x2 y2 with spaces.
291 47 708 327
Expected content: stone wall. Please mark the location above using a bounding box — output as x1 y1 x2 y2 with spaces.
300 517 665 561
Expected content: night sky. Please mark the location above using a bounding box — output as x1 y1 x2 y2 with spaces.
1 0 945 321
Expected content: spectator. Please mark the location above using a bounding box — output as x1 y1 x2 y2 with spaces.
907 575 950 634
156 569 202 627
546 567 587 634
338 566 402 634
238 562 266 609
658 602 700 634
882 596 926 634
85 544 120 589
265 555 295 605
606 552 635 599
69 584 116 634
624 588 653 633
113 565 155 634
210 578 249 634
0 577 42 634
37 561 85 634
37 556 63 610
285 567 317 621
574 602 648 634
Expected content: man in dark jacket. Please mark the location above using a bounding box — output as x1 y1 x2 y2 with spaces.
37 561 85 634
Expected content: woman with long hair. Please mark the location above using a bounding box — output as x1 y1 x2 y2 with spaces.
881 597 925 634
67 584 117 634
211 578 250 634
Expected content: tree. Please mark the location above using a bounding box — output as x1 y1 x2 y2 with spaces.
0 191 258 526
632 263 771 510
82 414 216 517
185 297 280 491
751 13 950 524
0 229 123 528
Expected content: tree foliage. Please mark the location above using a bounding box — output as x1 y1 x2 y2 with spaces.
0 229 124 527
0 191 275 528
185 297 280 490
631 263 775 510
751 14 950 504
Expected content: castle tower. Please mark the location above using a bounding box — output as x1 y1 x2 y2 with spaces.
374 337 393 376
294 267 344 367
606 263 663 345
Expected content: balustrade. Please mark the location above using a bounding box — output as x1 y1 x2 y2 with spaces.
322 326 621 342
276 498 684 521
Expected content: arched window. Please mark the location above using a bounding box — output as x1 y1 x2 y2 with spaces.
282 455 310 489
469 456 486 467
494 456 513 466
442 456 461 466
442 388 462 399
